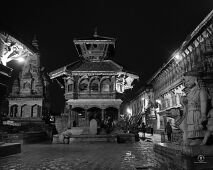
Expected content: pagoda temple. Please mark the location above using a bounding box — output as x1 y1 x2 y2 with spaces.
49 31 138 134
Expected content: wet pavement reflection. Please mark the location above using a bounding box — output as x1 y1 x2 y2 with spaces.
0 141 160 170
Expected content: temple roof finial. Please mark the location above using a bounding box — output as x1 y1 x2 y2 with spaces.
32 34 39 50
93 27 98 37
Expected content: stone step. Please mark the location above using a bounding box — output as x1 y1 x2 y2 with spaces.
52 134 117 144
0 143 21 157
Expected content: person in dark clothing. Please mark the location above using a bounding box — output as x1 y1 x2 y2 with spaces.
141 122 146 138
165 121 172 142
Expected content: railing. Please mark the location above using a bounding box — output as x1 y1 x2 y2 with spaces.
160 131 183 145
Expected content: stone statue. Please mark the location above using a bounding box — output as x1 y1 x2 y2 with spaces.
179 95 189 145
182 72 208 145
201 99 213 145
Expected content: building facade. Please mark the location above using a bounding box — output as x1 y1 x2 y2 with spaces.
0 64 12 117
129 9 213 132
49 32 138 133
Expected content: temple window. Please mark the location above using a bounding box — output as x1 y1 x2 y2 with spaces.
78 111 85 119
101 79 110 92
67 79 74 92
86 44 91 50
10 105 18 117
93 44 97 48
23 82 30 89
90 79 99 92
79 79 89 92
68 84 73 92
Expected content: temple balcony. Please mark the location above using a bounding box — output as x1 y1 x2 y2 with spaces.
64 91 116 100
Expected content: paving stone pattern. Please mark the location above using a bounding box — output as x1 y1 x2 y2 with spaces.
0 140 161 170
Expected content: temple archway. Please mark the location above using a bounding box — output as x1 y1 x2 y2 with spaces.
105 107 118 121
32 104 41 117
72 107 86 127
101 79 111 92
21 104 31 118
79 79 89 92
87 107 101 125
10 105 18 117
90 78 99 92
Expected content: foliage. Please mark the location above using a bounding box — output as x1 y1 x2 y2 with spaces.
113 114 141 134
128 117 140 134
114 116 129 133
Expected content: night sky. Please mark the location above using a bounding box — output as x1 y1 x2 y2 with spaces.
1 1 213 113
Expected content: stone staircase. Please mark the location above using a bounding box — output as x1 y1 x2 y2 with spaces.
52 127 117 143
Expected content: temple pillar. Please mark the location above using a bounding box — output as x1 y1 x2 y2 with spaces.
118 107 120 120
8 104 11 117
101 109 104 121
18 105 21 117
85 108 89 126
68 105 72 128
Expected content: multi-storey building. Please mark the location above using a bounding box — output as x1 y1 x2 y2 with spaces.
129 9 213 132
49 31 138 133
129 86 158 131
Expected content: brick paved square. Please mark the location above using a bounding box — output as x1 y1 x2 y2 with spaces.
0 141 158 170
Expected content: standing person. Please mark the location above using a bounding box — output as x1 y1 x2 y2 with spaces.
141 122 146 138
165 121 172 142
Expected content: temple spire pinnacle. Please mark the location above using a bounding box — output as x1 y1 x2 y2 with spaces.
93 27 98 37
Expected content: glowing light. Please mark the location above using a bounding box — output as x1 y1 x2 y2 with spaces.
156 99 161 105
16 57 25 63
126 107 132 116
173 52 182 63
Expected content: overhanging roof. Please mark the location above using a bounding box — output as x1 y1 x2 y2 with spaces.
49 60 124 79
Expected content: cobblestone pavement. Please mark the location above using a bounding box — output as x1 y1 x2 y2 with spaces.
0 140 161 170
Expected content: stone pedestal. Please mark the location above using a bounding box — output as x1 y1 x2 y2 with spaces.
117 133 135 143
154 143 213 170
0 143 21 157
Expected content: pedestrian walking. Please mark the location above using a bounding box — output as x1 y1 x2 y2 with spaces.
165 121 172 142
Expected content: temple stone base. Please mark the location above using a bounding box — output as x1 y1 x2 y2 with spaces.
0 143 21 157
1 132 50 144
154 143 213 170
10 117 44 125
117 133 135 143
52 134 117 143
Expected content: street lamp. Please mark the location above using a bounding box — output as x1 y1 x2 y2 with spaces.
16 57 25 63
126 107 132 118
0 35 29 66
173 52 182 64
